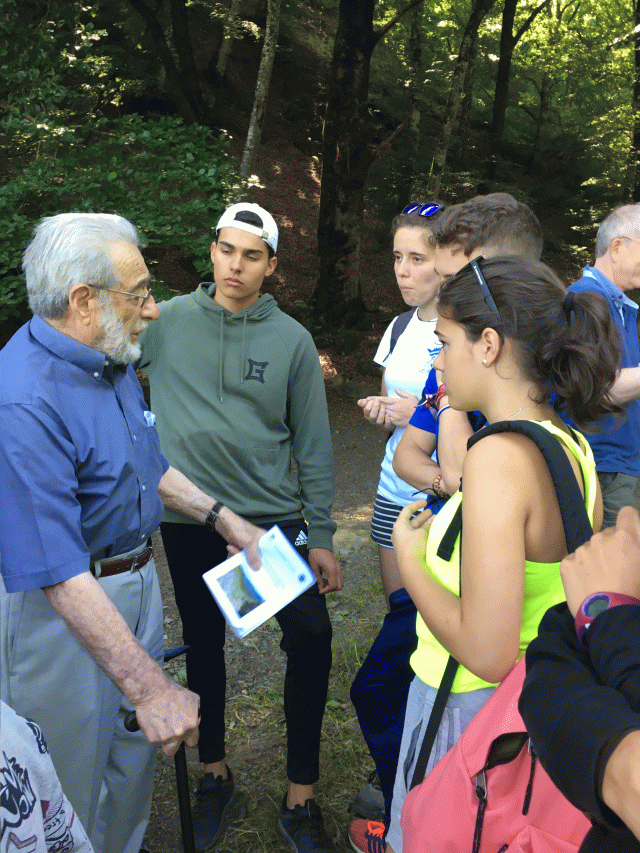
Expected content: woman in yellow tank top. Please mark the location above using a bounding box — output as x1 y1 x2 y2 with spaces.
384 257 624 853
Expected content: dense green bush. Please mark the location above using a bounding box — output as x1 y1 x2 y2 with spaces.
0 114 247 323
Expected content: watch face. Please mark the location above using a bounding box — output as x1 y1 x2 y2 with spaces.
585 595 609 617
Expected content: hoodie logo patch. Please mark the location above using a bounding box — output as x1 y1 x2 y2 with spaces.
244 359 268 383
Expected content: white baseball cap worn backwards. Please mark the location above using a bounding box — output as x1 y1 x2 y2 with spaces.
215 202 279 253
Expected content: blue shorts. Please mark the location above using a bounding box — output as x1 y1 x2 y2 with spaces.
370 494 404 548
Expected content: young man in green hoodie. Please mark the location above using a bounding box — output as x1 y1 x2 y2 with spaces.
138 202 342 853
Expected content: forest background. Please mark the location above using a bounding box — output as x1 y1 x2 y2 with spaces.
2 0 640 358
2 2 640 850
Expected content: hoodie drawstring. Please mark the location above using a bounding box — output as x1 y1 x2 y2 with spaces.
240 313 247 385
218 311 224 402
217 309 249 400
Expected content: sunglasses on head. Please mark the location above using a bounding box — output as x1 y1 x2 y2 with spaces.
401 202 442 218
469 257 502 322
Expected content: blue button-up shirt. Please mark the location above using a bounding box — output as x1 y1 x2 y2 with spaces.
0 316 169 592
569 266 640 476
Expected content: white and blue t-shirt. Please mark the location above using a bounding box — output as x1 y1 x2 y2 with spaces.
374 310 441 504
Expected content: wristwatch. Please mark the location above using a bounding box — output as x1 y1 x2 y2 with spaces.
575 592 640 648
205 501 225 531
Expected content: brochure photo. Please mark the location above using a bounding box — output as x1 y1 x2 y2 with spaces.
202 525 316 638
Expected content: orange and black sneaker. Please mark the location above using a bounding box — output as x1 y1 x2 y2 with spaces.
348 819 386 853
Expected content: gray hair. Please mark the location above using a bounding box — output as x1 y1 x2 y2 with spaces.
595 204 640 258
23 213 140 319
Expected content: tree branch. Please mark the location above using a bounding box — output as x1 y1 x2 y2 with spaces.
370 122 406 157
514 0 552 43
373 0 426 45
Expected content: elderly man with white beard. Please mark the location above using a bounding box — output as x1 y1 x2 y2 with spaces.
0 213 263 853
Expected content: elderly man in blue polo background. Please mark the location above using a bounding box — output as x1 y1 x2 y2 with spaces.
0 213 263 853
567 204 640 526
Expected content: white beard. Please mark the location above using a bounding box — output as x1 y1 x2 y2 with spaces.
96 299 146 365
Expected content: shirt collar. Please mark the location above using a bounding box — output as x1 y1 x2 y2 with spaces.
583 265 638 319
29 315 113 378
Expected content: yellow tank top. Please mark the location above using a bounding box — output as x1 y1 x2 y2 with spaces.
410 421 597 692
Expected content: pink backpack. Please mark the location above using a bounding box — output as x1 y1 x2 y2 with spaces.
401 657 592 852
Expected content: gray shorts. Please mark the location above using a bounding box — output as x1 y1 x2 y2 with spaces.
598 471 640 529
386 675 495 853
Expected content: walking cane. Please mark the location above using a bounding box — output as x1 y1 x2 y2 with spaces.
124 644 195 853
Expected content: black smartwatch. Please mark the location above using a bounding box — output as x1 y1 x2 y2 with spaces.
205 501 225 531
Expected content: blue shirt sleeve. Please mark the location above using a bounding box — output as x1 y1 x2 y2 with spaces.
409 369 439 433
0 404 90 591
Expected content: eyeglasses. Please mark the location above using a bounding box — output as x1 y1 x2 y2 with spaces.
469 258 502 322
92 285 155 308
401 202 442 218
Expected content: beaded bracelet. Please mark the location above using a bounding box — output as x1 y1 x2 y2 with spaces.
432 474 448 498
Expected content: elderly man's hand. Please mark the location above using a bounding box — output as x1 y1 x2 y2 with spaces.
216 506 265 570
559 506 640 617
135 678 200 757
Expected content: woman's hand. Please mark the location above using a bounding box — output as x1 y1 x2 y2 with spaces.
392 500 434 556
358 390 418 430
389 389 419 428
357 395 393 430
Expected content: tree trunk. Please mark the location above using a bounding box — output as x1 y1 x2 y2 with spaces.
313 0 376 326
457 37 477 167
427 0 497 196
126 0 204 125
169 0 208 123
489 0 551 174
401 4 424 206
312 0 425 327
529 71 552 166
631 0 640 200
216 0 242 78
491 0 518 147
240 0 281 177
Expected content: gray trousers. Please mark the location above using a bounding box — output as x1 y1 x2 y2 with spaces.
1 558 163 853
598 471 640 529
386 675 495 853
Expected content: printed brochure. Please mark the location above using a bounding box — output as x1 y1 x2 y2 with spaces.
202 525 316 638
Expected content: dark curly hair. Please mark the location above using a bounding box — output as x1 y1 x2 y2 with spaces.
437 256 623 429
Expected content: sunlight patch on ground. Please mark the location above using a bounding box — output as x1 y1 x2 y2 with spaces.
319 352 337 382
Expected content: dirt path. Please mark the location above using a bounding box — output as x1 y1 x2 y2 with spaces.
144 384 388 852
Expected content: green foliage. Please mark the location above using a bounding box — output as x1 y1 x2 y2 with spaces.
0 115 246 323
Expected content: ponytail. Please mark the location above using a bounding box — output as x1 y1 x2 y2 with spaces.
541 290 623 428
437 257 623 429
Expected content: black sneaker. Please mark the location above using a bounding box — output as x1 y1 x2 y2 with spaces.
353 770 385 821
192 768 244 852
278 796 335 852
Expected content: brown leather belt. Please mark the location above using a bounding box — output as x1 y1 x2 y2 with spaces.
90 545 153 579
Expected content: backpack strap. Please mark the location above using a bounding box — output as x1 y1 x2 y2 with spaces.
387 309 415 359
467 420 593 552
410 653 459 789
409 420 594 790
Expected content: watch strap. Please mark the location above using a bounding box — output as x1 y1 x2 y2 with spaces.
575 592 640 648
205 501 225 531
